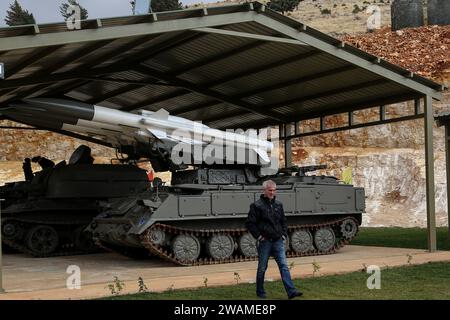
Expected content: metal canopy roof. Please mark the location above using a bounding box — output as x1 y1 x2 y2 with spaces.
0 1 444 131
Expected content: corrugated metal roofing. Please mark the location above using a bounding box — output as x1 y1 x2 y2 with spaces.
0 1 444 133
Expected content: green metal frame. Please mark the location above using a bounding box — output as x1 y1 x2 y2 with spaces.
0 1 443 254
0 199 4 293
424 95 436 251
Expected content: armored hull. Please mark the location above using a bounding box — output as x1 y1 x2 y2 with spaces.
1 163 149 257
89 167 365 265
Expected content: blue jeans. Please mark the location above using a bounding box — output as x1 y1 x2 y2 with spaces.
256 238 298 298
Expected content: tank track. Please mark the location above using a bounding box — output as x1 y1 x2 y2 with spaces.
2 219 101 258
97 216 358 266
94 239 153 259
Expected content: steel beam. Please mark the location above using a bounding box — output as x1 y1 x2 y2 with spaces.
414 99 421 115
91 32 204 104
348 111 354 126
424 95 437 252
1 40 115 100
380 105 386 121
219 93 422 130
233 65 357 101
0 11 257 52
4 45 65 79
120 50 320 113
118 38 266 110
134 65 290 122
446 125 450 238
283 113 423 139
262 79 388 110
284 123 292 168
0 63 136 90
170 50 321 116
182 63 355 121
49 34 159 98
0 198 4 293
191 27 309 46
108 37 264 108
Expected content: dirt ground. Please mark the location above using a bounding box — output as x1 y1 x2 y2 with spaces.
1 245 450 300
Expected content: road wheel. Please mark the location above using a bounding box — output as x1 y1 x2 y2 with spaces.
26 225 59 256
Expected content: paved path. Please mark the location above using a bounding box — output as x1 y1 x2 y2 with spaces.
1 245 449 300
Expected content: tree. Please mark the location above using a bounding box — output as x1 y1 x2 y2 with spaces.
60 0 89 21
150 0 182 13
267 0 303 14
4 0 36 26
131 0 182 15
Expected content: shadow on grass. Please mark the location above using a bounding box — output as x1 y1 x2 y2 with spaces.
352 227 450 251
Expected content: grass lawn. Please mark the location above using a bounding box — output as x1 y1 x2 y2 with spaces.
352 227 450 251
106 261 450 300
103 227 450 300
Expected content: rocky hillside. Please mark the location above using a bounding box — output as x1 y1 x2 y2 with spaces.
1 0 449 228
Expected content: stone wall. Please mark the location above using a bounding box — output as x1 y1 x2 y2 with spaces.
279 90 450 227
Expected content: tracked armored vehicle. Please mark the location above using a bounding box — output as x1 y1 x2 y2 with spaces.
1 145 150 257
89 165 365 266
1 98 365 264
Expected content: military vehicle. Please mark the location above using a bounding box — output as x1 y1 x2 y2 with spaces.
0 145 150 257
1 98 365 264
89 165 365 266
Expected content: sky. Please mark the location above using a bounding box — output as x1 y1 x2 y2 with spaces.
0 0 218 26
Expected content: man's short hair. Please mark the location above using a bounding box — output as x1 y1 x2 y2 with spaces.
262 180 276 189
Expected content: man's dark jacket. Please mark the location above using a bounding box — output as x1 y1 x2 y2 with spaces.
246 195 288 241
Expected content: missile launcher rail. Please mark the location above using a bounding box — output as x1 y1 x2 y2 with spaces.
1 98 366 264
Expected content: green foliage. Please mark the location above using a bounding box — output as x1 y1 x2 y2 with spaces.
352 4 367 14
233 272 241 284
165 284 175 292
267 0 303 14
4 0 35 26
289 261 295 271
138 277 149 293
406 254 413 265
105 262 450 300
106 276 125 295
60 0 89 20
150 0 182 12
312 261 321 277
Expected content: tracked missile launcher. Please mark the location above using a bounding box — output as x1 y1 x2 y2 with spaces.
88 165 365 265
1 98 365 264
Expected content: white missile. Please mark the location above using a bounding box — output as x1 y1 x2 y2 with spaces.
4 98 275 167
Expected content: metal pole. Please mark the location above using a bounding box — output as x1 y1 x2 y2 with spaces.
424 95 437 252
446 125 450 238
0 198 5 293
284 124 292 168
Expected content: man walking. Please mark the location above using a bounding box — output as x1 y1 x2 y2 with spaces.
246 180 302 299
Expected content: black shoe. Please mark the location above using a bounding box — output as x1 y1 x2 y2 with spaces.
288 291 303 299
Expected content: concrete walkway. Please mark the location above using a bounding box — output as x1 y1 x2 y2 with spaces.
1 245 450 300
